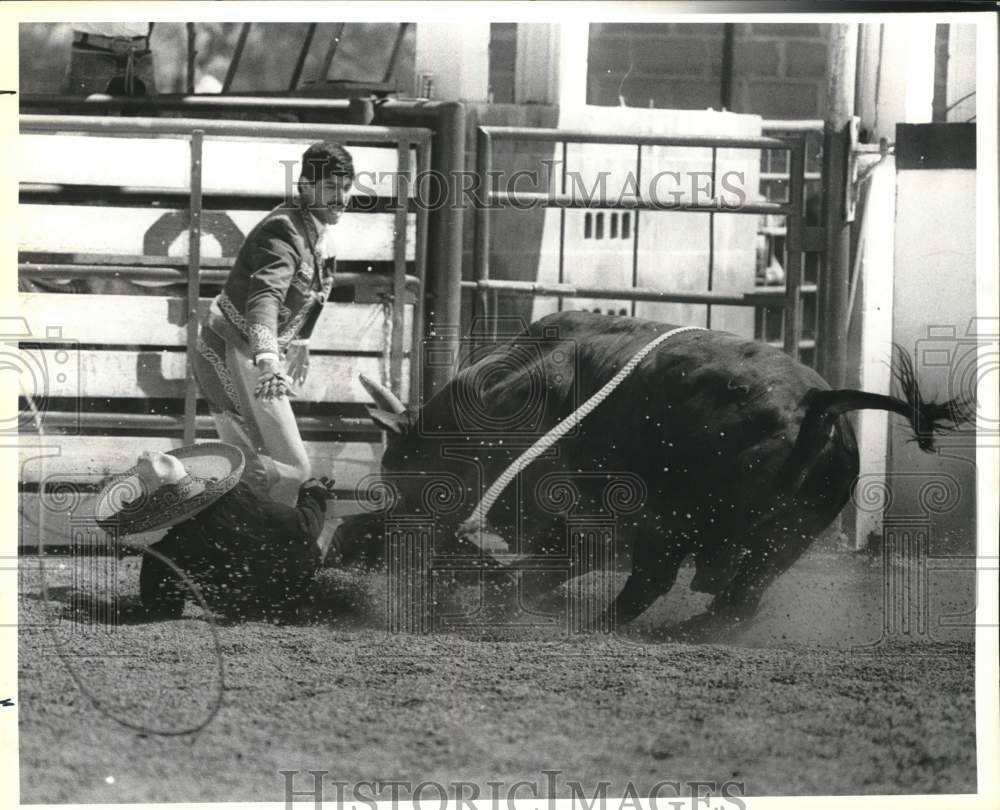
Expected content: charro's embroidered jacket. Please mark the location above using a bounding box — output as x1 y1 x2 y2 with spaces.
207 204 336 359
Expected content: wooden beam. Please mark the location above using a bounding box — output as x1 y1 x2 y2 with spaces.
289 23 319 92
222 23 252 94
383 23 410 84
18 294 414 353
19 436 383 484
186 23 197 95
19 349 410 403
318 22 347 84
18 134 418 197
18 205 417 261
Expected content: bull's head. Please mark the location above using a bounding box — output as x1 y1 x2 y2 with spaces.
335 374 483 567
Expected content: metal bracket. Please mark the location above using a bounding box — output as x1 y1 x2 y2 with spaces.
845 116 861 223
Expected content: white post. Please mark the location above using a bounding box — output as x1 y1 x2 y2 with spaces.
850 20 937 549
946 24 977 122
510 22 590 108
858 21 936 139
556 21 590 110
514 24 560 105
414 23 490 102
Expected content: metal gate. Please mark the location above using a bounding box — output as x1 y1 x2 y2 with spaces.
17 113 430 549
469 125 819 362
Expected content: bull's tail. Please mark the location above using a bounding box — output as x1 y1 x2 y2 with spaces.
776 344 975 497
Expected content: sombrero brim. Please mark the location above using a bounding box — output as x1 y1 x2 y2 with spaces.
95 443 245 537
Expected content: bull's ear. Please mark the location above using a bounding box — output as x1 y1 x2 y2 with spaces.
366 407 412 436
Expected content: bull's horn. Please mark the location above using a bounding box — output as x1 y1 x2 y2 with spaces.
359 374 406 414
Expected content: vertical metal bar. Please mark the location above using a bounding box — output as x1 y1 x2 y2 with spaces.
186 23 197 95
390 141 409 399
411 139 430 407
707 146 717 329
383 23 410 83
557 140 567 312
289 23 318 92
631 144 642 318
184 130 204 446
318 22 347 84
473 127 493 324
490 290 499 342
783 138 805 361
426 102 465 400
222 23 252 94
820 122 852 386
818 22 857 385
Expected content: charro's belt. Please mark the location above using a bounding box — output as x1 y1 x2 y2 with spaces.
72 32 150 55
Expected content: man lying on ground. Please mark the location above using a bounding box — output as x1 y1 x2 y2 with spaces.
95 443 335 620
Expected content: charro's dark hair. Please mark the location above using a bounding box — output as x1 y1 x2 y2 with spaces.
299 140 355 185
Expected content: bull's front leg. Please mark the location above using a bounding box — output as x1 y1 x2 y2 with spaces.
605 542 687 629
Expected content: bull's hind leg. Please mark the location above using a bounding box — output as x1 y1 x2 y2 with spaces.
711 445 855 623
653 516 818 642
708 515 815 621
605 543 687 628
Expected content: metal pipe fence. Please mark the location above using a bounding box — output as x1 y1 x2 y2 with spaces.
19 114 432 439
472 125 811 360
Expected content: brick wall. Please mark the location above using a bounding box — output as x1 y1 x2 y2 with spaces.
587 22 831 119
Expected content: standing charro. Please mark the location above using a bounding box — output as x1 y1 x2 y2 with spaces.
194 141 354 506
64 22 157 96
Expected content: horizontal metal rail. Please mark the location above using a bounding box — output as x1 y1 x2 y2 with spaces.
461 279 816 308
486 190 792 216
20 114 430 146
479 126 794 151
760 172 821 182
762 119 824 133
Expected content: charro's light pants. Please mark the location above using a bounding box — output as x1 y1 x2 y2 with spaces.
194 325 310 507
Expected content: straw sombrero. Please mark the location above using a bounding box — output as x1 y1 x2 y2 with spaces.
95 443 245 536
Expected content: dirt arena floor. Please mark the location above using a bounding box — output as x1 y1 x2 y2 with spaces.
18 549 977 803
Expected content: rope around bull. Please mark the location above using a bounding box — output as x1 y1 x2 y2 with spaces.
457 324 705 553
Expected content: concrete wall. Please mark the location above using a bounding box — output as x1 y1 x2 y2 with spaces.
586 22 831 119
945 24 977 123
885 165 977 554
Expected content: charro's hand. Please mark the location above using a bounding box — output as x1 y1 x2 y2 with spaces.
254 356 296 401
286 340 310 387
301 476 336 500
244 456 270 491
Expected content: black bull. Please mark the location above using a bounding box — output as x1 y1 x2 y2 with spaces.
336 311 972 630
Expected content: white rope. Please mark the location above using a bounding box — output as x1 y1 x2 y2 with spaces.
458 324 705 546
